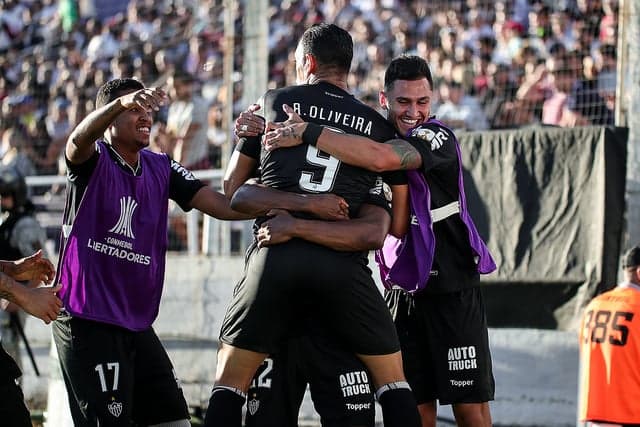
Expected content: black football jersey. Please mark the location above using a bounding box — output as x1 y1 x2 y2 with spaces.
256 81 397 217
404 121 480 294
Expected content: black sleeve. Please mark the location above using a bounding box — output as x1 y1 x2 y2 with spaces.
168 159 207 211
361 176 392 214
66 151 98 184
405 123 458 174
64 151 99 214
235 95 267 160
382 170 407 186
235 136 262 160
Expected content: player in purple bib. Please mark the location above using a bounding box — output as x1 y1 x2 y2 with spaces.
52 78 250 427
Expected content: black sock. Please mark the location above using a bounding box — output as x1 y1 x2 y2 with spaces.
203 386 246 427
376 382 421 427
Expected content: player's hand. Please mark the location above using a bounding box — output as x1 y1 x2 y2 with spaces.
235 104 265 138
5 250 55 284
263 105 308 151
120 88 167 112
16 284 62 324
257 209 295 247
303 194 349 221
265 104 305 130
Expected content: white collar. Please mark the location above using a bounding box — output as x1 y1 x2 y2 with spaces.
108 143 140 175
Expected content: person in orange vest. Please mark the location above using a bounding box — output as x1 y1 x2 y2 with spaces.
579 245 640 427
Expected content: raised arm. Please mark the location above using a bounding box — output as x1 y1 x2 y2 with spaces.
230 182 349 221
257 203 390 251
66 88 167 164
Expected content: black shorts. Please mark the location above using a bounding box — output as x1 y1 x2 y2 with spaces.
0 380 31 427
245 334 375 427
52 314 189 426
386 287 495 405
220 239 399 356
0 343 30 426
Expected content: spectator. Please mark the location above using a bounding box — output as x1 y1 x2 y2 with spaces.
497 19 525 63
206 103 225 168
595 43 617 119
541 55 589 127
0 127 36 178
124 1 154 43
472 53 493 96
550 8 577 50
40 97 71 172
84 19 118 63
480 62 519 129
165 71 211 170
527 2 554 55
569 54 613 125
599 0 618 46
435 80 489 131
0 0 27 52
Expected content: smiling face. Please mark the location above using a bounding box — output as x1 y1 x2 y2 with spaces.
107 89 153 150
379 78 433 136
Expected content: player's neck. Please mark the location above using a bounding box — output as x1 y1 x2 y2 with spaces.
308 73 348 91
109 140 141 172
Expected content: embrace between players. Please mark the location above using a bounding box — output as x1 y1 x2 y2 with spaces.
48 22 495 427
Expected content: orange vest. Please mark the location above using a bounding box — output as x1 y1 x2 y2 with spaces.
579 284 640 423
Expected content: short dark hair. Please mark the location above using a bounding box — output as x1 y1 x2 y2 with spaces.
384 54 433 92
299 23 353 74
599 43 617 59
172 69 197 84
95 78 145 108
623 246 640 269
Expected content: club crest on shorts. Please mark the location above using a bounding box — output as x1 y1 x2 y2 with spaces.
247 398 260 416
108 400 123 417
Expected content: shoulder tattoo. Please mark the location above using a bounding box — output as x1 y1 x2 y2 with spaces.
389 139 421 170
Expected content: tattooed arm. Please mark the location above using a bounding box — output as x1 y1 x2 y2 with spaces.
265 126 422 172
262 105 422 172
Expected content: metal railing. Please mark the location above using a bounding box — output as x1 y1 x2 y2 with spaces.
25 169 251 256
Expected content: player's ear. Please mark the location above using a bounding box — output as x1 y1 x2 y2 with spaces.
305 53 317 74
379 91 388 110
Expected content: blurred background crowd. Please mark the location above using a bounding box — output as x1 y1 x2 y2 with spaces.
0 0 620 180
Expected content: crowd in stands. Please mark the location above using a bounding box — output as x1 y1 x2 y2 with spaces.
0 0 619 178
